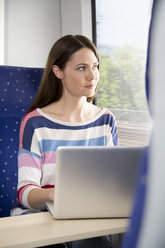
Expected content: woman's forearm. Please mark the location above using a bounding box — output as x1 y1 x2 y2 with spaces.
27 188 54 209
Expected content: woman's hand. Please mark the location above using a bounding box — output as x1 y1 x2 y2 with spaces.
27 188 55 210
47 188 55 202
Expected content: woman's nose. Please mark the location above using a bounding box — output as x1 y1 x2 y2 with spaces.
86 68 95 81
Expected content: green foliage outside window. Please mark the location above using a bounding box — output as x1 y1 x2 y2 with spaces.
97 46 148 110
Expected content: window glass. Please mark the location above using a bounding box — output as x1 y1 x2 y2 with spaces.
96 0 153 146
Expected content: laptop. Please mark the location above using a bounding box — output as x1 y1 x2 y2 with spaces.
46 146 145 219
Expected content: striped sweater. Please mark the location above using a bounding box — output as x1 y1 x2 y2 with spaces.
17 108 118 208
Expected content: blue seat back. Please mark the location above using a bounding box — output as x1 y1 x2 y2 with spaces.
0 65 43 217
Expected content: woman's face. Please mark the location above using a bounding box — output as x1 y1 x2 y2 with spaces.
53 48 99 100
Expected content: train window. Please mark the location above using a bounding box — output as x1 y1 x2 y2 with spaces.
95 0 153 146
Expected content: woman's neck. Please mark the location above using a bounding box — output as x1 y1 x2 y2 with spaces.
57 97 89 122
41 97 92 122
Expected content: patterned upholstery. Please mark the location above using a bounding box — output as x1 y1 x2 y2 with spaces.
0 65 43 217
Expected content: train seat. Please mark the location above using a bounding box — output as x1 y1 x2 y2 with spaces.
0 65 43 217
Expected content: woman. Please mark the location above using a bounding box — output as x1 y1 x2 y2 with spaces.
13 35 118 247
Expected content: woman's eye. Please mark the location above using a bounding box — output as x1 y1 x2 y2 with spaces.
93 64 99 70
77 66 86 71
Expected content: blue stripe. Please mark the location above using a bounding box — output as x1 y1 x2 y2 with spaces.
25 113 114 131
18 148 42 159
39 136 107 153
22 113 116 151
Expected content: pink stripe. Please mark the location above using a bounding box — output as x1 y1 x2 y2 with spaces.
104 110 111 115
18 153 42 169
42 151 56 164
19 109 41 150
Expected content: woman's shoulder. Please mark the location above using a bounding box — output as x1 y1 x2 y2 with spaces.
21 109 42 126
96 107 115 118
99 108 117 126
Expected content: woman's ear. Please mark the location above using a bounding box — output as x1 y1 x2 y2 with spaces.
52 65 63 80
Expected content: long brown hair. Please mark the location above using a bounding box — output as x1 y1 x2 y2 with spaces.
29 35 99 112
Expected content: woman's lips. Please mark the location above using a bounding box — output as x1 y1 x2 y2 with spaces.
85 84 95 89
